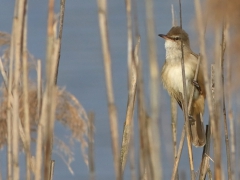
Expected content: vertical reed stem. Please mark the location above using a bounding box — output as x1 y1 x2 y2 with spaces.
178 0 194 178
88 112 95 180
22 3 31 179
170 4 178 180
194 0 221 179
226 23 235 180
96 0 121 179
144 0 162 178
120 0 138 173
220 22 232 180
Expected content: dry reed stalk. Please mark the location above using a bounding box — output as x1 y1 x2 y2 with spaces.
134 37 152 180
170 97 178 179
22 3 31 179
144 0 162 178
128 37 140 180
49 160 55 180
55 0 66 85
198 65 214 179
96 0 121 179
0 58 8 88
170 4 178 180
35 121 43 180
34 60 42 180
171 125 185 180
220 22 232 180
7 4 16 180
213 26 223 180
198 64 217 179
39 0 60 178
129 121 136 180
171 4 176 27
6 30 14 180
11 0 28 179
178 0 195 179
171 55 201 180
120 0 138 173
207 168 213 180
137 76 150 180
88 112 95 180
193 0 221 179
135 42 151 180
198 124 211 179
43 0 55 176
131 0 150 178
226 23 236 179
37 60 42 119
44 42 59 179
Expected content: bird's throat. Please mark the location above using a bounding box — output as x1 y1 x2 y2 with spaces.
165 40 183 63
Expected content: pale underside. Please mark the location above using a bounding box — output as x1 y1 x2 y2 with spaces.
161 40 199 107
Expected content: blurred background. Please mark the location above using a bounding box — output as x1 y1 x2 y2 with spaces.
0 0 230 179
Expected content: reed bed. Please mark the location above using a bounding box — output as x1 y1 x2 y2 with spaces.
1 0 240 179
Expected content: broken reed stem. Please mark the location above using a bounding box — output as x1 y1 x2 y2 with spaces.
22 4 31 180
178 0 194 179
96 0 121 179
0 58 8 88
171 55 201 180
54 0 66 85
194 0 221 179
144 0 162 178
88 112 95 180
49 160 55 180
120 0 137 173
220 22 232 180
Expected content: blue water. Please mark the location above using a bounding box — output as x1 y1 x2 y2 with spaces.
0 1 228 179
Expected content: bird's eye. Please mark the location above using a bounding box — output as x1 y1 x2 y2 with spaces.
174 37 180 40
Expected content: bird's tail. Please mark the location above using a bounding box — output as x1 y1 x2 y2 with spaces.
190 113 206 147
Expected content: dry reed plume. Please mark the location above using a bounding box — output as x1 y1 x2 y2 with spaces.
0 31 88 174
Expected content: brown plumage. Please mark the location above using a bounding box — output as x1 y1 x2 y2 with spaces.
159 26 206 147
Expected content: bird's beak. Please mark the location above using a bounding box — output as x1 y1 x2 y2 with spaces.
158 34 168 40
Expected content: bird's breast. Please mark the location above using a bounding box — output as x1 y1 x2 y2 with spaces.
161 60 197 98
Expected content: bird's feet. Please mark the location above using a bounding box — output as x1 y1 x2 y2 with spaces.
192 80 202 94
188 115 195 125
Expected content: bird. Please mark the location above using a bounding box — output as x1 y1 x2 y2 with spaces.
159 26 206 147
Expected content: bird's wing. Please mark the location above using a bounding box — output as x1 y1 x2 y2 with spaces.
171 89 183 110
